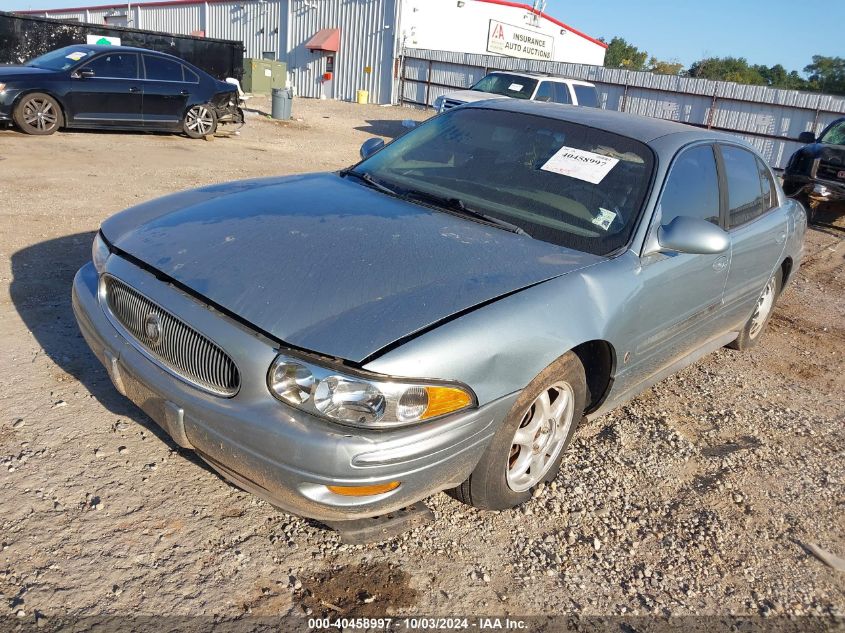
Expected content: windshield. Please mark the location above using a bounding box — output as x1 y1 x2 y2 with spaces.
471 73 538 100
357 108 655 256
26 46 94 71
820 121 845 146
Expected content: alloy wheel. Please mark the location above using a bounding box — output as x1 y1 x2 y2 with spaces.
23 97 58 132
749 275 776 339
506 381 575 492
186 106 214 136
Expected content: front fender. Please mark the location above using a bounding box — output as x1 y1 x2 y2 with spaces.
364 256 631 405
12 84 70 122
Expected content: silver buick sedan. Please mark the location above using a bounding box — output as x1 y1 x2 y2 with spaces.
73 100 805 532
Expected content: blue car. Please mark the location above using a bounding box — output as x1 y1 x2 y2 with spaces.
72 101 806 531
0 44 242 137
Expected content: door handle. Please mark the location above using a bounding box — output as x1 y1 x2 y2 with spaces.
128 87 141 93
712 256 728 272
775 232 787 245
180 90 190 95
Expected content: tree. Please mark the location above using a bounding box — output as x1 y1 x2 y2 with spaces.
687 57 766 84
648 57 684 76
751 64 809 90
804 56 845 94
602 37 649 71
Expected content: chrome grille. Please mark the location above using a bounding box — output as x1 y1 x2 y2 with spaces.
440 99 464 112
103 276 240 397
817 162 845 183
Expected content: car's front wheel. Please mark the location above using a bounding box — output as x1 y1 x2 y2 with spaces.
728 268 782 351
449 352 587 510
13 93 63 135
183 104 217 139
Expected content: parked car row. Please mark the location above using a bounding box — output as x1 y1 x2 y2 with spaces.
0 44 243 138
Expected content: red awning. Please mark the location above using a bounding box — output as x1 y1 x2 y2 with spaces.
305 28 340 52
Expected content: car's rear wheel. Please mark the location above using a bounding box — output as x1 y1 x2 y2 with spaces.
13 93 63 135
183 104 217 138
728 268 782 351
448 352 587 510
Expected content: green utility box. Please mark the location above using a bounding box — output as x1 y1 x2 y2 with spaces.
241 58 287 94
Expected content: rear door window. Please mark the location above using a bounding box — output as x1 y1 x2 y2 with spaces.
573 85 599 107
660 144 721 226
143 55 184 82
552 83 572 105
82 53 138 79
183 66 200 83
721 145 769 228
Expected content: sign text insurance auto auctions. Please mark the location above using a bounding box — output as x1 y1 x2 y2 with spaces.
486 20 555 61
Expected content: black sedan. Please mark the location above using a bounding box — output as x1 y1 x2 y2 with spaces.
0 45 243 138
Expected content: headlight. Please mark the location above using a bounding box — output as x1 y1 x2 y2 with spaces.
91 231 111 274
267 354 474 428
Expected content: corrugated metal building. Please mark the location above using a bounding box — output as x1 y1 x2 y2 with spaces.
15 0 607 104
399 48 845 170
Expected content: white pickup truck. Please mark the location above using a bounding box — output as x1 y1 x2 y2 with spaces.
434 71 599 113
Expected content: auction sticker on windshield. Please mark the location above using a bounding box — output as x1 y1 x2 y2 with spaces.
541 146 620 184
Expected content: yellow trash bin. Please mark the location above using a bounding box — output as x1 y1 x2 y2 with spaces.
356 90 369 105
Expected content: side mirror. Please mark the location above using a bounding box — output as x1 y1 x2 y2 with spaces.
798 131 816 144
657 216 730 255
75 68 95 79
359 137 385 160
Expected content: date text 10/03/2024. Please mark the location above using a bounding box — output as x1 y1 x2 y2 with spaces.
307 617 529 630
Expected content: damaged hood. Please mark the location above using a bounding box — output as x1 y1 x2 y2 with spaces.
102 173 602 362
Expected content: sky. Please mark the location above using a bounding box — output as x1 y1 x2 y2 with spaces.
546 0 844 73
2 0 843 74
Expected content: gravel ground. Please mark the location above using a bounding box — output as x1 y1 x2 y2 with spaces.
0 97 843 630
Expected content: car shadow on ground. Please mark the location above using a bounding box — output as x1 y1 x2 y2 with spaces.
9 232 213 475
354 119 419 140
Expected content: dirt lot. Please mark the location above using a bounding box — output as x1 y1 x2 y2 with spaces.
0 97 843 630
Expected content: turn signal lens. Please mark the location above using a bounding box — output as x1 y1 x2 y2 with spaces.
326 481 401 497
420 386 473 419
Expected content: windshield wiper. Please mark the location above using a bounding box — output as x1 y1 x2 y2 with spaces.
339 168 398 196
404 190 530 237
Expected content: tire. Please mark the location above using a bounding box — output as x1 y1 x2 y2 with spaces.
13 92 63 135
728 268 782 351
449 352 587 510
183 104 217 138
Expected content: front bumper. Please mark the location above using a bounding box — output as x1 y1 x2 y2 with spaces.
785 174 845 203
0 88 19 121
72 257 516 522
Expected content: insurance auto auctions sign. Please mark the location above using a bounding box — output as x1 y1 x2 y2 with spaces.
487 20 554 61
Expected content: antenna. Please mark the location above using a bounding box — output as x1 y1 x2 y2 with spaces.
529 0 546 26
531 0 547 14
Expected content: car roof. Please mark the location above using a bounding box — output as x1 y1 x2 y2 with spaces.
71 44 184 60
488 70 594 86
465 98 745 145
